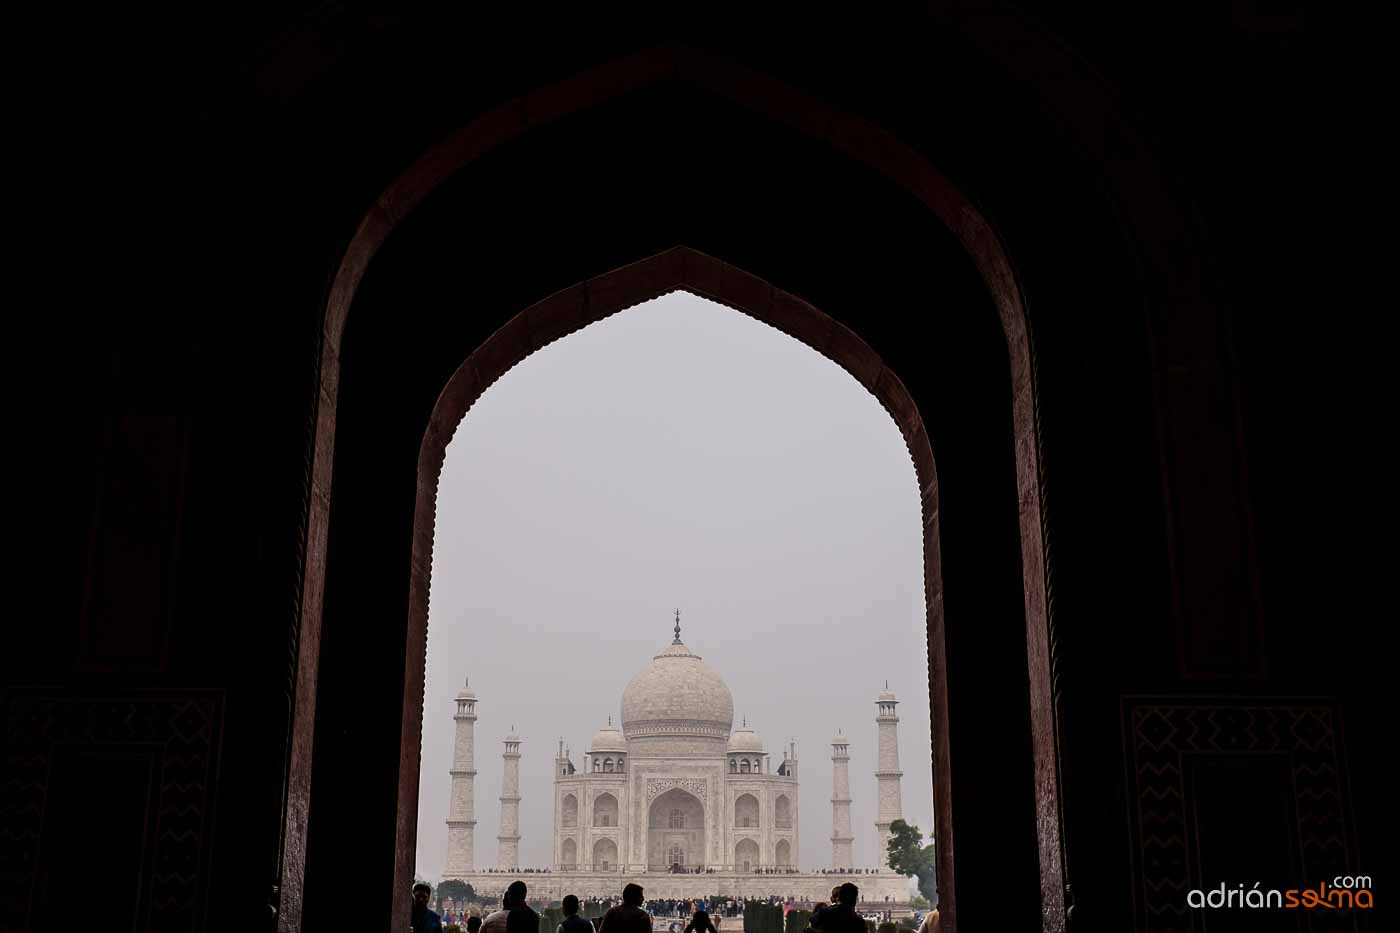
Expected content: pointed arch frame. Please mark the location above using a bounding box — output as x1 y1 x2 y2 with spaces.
285 45 1073 933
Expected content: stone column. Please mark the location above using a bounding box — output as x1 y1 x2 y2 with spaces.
874 688 904 848
444 678 477 876
497 731 522 869
830 733 854 868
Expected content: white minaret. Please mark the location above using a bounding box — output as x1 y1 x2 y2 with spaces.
497 729 522 869
874 684 904 848
444 677 478 876
831 731 854 869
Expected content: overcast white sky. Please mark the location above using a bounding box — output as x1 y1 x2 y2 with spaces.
415 291 933 880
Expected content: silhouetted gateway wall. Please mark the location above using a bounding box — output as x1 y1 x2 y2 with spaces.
12 6 1368 933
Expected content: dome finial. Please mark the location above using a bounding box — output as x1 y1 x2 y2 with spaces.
673 608 682 644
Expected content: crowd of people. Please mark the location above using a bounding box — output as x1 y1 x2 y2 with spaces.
645 897 740 919
466 866 881 877
577 895 625 915
475 868 556 874
752 868 803 875
815 869 882 875
413 878 939 933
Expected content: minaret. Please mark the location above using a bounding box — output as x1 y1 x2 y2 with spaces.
556 736 570 776
874 684 904 846
444 677 478 876
497 729 522 869
830 731 854 868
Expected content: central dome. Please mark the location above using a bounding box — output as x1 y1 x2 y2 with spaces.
621 638 734 741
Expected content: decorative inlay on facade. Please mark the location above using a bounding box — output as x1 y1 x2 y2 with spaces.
626 720 729 738
646 778 708 803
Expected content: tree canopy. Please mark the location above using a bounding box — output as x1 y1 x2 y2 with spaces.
436 879 477 903
885 819 936 902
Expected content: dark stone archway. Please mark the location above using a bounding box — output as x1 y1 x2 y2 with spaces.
290 30 1270 933
293 49 1061 933
15 6 1354 933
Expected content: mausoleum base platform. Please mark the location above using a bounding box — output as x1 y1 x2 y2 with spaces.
443 869 912 903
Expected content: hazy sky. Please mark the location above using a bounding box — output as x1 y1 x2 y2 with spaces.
416 292 932 880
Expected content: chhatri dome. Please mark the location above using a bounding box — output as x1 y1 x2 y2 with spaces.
727 719 765 753
620 613 734 744
588 716 627 753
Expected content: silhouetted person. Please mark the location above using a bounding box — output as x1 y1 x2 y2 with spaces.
806 885 843 933
685 909 717 933
598 883 651 933
559 895 595 933
811 884 863 933
482 892 512 933
468 916 484 933
412 883 444 933
497 880 539 933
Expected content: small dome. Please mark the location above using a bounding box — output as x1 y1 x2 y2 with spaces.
589 717 627 753
728 724 765 753
878 689 898 703
832 731 849 745
455 677 476 700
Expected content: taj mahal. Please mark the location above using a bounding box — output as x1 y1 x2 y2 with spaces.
440 616 916 901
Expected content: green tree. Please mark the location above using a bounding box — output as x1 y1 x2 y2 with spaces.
886 819 937 902
744 900 784 933
539 905 565 933
784 909 812 933
437 880 477 904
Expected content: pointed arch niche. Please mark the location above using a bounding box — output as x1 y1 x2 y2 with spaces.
396 246 1026 918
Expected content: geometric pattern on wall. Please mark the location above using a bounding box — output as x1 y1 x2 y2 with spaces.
0 689 223 933
1121 697 1364 933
